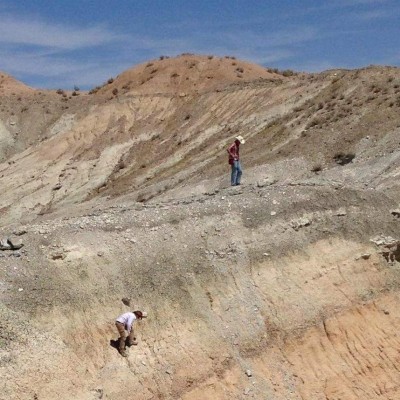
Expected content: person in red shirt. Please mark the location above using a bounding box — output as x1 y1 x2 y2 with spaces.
227 135 245 186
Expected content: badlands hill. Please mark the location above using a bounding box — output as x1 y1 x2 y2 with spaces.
0 54 400 400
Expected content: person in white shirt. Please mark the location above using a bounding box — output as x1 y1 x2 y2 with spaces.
115 310 143 357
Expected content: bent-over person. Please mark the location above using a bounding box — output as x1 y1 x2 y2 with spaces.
115 310 143 357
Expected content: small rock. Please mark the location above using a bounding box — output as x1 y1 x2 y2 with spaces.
13 229 27 236
52 183 62 191
383 310 390 315
121 297 131 306
335 207 347 216
257 177 277 188
390 209 400 218
270 211 276 216
245 369 253 377
244 388 251 395
18 288 23 292
51 252 66 260
291 217 312 231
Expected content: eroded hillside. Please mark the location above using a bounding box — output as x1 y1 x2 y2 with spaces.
1 55 400 400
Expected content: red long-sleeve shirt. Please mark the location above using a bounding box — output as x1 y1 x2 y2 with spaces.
227 142 240 165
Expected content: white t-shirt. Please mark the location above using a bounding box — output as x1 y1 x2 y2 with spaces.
116 312 137 333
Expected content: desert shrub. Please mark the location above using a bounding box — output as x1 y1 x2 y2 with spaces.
282 69 295 77
311 164 322 173
236 67 244 73
56 89 64 95
107 78 114 84
306 118 321 129
71 91 79 96
74 86 80 91
333 152 355 165
112 88 118 96
146 62 154 67
208 55 214 59
171 72 179 78
89 86 101 95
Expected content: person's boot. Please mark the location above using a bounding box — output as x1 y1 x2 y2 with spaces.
127 337 138 347
119 348 128 357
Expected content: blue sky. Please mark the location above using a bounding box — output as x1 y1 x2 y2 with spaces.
0 0 398 89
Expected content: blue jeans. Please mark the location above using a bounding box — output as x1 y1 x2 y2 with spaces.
231 160 242 186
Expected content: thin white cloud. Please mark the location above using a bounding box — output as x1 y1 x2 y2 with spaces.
0 14 126 49
337 0 390 5
288 60 337 73
0 47 130 88
355 9 393 20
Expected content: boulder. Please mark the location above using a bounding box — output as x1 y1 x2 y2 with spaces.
0 237 23 250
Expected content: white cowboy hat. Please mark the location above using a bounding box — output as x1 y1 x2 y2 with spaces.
235 135 245 144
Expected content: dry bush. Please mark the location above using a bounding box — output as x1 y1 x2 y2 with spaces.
282 69 295 77
112 88 118 96
306 118 322 129
334 152 355 165
311 164 322 173
107 78 114 84
89 86 101 95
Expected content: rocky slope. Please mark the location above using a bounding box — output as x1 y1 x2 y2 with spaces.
0 55 400 400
